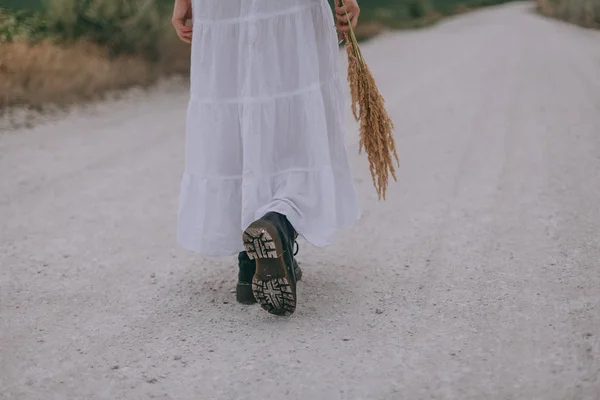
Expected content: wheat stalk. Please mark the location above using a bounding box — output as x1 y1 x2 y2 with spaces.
340 0 400 200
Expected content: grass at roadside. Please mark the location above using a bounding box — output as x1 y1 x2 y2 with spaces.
536 0 600 28
0 40 190 109
1 0 517 111
1 0 189 109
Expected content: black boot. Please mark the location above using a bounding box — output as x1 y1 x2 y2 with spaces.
242 212 300 316
236 251 257 305
236 249 302 305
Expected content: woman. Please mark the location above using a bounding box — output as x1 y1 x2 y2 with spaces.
173 0 361 316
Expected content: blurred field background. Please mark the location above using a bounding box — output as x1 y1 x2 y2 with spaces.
2 0 594 110
536 0 600 27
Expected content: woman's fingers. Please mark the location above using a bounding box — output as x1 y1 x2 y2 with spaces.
336 11 351 23
178 33 192 44
173 22 192 43
335 3 360 17
180 30 193 43
336 19 357 32
335 8 354 18
172 0 193 44
335 1 359 33
172 18 193 43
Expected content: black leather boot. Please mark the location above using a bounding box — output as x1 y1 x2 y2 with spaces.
242 212 300 315
236 251 257 305
236 248 302 305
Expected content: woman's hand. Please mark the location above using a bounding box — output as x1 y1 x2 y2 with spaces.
172 0 193 44
335 0 360 38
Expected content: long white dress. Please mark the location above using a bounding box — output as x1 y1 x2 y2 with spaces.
178 0 360 256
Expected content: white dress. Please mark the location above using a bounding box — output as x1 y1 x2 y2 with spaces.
178 0 360 256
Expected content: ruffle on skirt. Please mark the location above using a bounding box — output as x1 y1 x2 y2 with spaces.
178 0 360 256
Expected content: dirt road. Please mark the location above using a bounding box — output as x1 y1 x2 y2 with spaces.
1 3 599 399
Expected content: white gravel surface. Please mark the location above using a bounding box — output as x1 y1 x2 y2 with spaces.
1 3 599 399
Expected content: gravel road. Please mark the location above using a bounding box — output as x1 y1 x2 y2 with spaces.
1 3 599 399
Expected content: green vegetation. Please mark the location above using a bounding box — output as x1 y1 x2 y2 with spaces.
1 0 519 110
0 9 50 42
1 0 170 58
2 0 521 51
1 0 44 9
0 0 186 110
537 0 600 28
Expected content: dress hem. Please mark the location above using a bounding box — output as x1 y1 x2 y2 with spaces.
177 210 362 258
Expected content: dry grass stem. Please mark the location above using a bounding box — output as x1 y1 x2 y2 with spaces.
341 0 400 200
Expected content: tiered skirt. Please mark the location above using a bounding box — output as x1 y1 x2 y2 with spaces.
178 0 360 256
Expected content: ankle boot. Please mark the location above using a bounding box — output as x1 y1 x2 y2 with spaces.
242 212 300 315
236 251 257 304
236 249 302 305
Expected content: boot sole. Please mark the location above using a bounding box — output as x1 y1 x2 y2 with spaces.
243 220 296 316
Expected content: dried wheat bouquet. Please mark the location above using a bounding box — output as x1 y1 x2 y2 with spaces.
340 0 399 200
